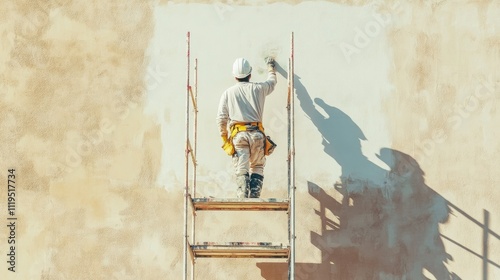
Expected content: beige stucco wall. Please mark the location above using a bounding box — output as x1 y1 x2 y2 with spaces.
1 0 498 279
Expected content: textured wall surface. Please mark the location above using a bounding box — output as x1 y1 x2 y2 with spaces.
1 0 499 279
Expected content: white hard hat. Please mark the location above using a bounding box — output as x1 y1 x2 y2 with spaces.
232 58 252 78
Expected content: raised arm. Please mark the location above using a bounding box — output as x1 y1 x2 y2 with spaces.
256 57 277 96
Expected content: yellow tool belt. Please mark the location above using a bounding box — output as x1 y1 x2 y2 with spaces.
221 122 277 156
230 122 264 137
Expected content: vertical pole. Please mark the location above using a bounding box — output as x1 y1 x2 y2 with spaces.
193 58 198 198
287 55 292 280
183 31 190 280
191 58 198 280
287 59 291 196
482 209 489 280
289 31 296 280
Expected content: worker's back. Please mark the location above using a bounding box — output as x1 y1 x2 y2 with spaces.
222 75 276 126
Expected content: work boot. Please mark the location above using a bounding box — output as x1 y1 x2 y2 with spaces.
236 173 250 199
249 174 264 198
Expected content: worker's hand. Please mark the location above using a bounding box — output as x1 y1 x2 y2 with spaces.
265 57 275 72
265 57 275 67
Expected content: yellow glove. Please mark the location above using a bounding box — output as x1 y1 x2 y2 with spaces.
221 135 235 156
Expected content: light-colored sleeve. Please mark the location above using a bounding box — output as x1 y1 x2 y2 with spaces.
216 92 229 137
257 71 277 96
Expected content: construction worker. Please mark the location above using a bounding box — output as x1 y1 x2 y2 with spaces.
216 57 277 198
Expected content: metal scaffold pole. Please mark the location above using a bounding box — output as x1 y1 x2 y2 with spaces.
191 58 198 280
183 31 190 280
288 32 296 280
193 58 198 198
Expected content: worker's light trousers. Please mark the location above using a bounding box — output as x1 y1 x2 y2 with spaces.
232 130 266 177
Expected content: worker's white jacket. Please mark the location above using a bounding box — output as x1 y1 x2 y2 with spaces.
216 72 277 137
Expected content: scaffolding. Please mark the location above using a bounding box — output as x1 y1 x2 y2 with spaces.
183 32 295 279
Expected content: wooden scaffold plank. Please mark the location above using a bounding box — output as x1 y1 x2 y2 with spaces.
192 198 289 211
191 242 290 258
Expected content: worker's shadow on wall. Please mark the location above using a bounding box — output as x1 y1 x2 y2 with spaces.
257 66 459 279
